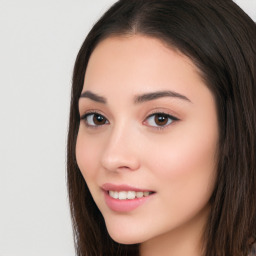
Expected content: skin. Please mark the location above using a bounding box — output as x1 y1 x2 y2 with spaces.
76 35 219 256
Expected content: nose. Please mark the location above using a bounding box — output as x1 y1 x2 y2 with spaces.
100 123 140 173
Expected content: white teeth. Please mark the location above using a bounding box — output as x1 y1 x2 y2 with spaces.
118 191 127 200
109 190 152 200
109 191 115 197
127 191 136 199
113 191 119 199
136 191 144 198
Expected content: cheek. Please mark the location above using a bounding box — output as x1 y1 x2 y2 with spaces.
75 129 101 180
144 122 218 206
145 131 217 176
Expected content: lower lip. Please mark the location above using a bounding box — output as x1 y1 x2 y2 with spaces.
104 191 153 212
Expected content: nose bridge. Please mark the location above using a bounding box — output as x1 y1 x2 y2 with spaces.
100 119 140 172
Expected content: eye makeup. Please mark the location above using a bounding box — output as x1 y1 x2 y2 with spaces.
80 109 179 131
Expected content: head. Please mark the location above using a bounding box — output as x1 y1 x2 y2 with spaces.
67 1 256 255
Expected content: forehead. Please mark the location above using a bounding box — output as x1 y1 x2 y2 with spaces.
86 35 199 79
83 35 208 103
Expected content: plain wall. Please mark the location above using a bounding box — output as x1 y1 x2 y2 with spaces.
0 1 255 255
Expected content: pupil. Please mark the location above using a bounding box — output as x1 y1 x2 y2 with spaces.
93 114 105 125
155 114 168 125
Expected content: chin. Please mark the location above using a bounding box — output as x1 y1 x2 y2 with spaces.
108 230 144 245
111 236 140 245
105 223 147 245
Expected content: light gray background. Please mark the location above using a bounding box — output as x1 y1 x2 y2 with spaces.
0 1 255 255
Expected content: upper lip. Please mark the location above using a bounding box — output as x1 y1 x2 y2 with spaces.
101 183 154 192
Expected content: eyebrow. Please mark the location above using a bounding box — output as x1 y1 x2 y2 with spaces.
79 90 191 104
80 91 107 104
134 90 191 104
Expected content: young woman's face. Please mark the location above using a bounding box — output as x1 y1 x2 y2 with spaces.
76 35 218 248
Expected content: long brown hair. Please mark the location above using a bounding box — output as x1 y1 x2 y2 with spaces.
67 1 256 255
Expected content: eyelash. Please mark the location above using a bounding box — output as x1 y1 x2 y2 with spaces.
144 112 179 130
80 111 179 130
80 111 109 129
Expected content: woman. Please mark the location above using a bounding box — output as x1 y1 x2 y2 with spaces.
67 0 256 255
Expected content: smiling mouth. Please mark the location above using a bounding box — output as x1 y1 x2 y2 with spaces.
108 191 155 200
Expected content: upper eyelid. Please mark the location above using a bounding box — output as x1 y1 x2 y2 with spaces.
145 109 180 121
80 110 108 119
80 110 178 119
146 112 179 120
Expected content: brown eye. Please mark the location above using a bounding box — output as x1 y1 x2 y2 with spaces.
145 113 178 128
93 114 107 125
154 114 169 126
82 113 109 127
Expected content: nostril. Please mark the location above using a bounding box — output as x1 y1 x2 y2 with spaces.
119 166 131 169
